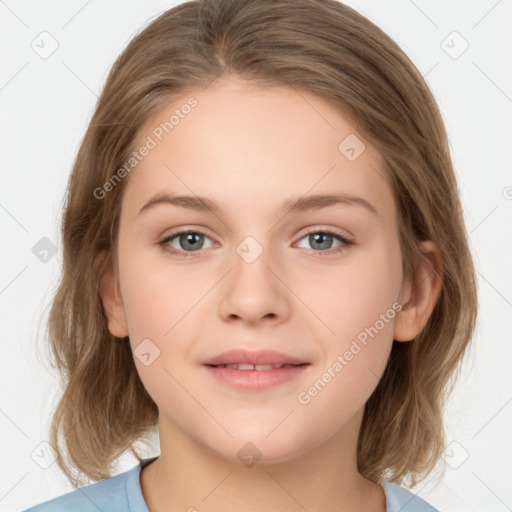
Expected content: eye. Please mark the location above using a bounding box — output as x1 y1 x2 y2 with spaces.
295 228 353 255
158 229 215 257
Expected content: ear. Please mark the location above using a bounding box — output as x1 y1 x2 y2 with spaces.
393 240 443 342
96 251 129 339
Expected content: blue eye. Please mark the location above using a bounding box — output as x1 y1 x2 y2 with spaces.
158 228 353 257
159 230 215 257
296 229 353 254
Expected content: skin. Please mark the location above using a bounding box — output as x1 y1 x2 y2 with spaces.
98 75 442 511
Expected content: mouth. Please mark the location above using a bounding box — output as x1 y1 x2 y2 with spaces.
202 349 311 391
206 363 307 370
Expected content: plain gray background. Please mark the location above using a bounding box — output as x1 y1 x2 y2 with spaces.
1 1 511 510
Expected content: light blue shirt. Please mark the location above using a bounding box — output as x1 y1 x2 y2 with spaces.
23 457 439 511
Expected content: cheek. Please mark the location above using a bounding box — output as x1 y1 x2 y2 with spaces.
119 246 211 338
292 240 401 405
118 249 212 398
293 238 402 346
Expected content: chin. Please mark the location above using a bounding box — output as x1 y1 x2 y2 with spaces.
201 429 313 467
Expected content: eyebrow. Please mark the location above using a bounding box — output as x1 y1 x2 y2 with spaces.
137 192 378 217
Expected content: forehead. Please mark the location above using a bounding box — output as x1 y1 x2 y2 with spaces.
123 77 395 223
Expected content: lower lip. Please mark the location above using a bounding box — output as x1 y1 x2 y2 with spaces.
203 364 311 391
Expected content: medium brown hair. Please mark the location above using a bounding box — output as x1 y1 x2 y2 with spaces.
43 0 477 488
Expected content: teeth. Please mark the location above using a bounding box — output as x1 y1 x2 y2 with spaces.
255 364 279 371
236 364 255 370
219 363 287 370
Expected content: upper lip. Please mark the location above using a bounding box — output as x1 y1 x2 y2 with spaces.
203 349 309 366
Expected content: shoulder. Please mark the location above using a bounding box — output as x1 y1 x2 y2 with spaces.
21 458 154 512
21 470 131 512
385 482 441 512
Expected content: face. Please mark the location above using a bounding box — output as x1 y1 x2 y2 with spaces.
107 76 407 464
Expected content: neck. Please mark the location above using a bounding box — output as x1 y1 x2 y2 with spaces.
140 409 386 512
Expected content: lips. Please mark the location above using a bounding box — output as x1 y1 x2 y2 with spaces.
213 363 301 370
202 349 308 367
202 349 311 391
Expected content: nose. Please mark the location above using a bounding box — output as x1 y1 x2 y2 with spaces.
217 242 291 326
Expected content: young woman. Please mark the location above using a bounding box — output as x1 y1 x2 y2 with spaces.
24 0 477 510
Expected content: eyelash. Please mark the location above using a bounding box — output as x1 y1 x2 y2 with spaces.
158 228 354 258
